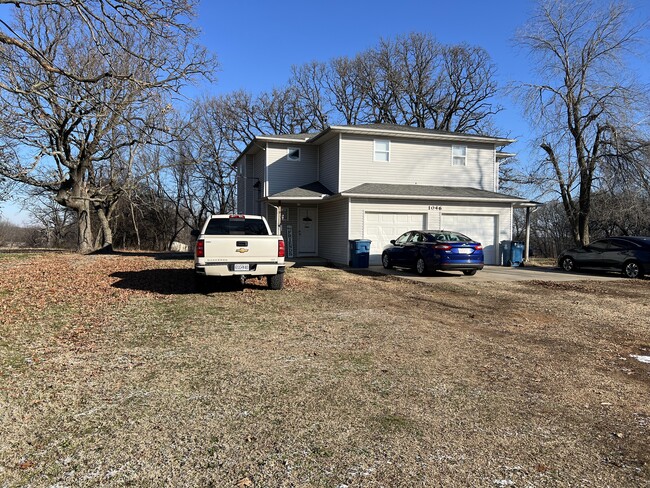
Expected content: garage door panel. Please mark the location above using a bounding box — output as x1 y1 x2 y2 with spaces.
441 214 498 265
364 212 426 265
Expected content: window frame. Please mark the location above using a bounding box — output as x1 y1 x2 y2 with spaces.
451 145 467 166
374 139 391 162
287 147 301 162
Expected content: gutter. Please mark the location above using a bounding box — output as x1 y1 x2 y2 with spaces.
339 193 529 203
263 196 328 202
312 125 516 146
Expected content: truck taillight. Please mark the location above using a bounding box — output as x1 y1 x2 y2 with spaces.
278 239 285 258
196 239 205 258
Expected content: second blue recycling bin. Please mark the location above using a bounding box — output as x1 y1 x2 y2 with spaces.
349 239 371 268
501 240 524 267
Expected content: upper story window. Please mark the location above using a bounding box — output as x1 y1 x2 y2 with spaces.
374 139 390 162
452 145 467 166
287 147 301 161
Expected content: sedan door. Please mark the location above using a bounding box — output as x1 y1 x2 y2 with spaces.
602 239 635 269
403 232 426 267
389 232 412 266
576 240 609 268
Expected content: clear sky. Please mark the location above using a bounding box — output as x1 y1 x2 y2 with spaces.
193 0 536 139
1 0 649 224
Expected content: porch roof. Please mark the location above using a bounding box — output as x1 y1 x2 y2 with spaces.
266 181 334 201
341 183 540 206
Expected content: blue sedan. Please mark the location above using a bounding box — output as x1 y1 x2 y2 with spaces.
382 230 484 276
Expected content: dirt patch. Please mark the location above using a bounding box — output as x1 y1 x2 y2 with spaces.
1 253 649 486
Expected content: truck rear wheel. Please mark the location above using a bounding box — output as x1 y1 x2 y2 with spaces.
268 273 284 290
195 273 207 292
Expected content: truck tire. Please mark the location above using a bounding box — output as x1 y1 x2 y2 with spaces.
268 273 284 290
195 273 207 292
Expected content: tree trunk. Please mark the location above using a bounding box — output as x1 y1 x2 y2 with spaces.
96 207 113 249
77 204 93 254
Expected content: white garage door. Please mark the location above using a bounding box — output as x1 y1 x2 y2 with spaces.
364 212 426 265
441 214 498 265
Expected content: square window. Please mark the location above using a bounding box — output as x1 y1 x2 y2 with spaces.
287 147 301 161
374 139 390 162
452 145 467 166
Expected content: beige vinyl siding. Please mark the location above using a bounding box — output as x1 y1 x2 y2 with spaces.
245 155 257 214
246 152 264 215
267 143 318 195
318 135 339 193
318 199 349 264
340 134 497 192
236 162 245 213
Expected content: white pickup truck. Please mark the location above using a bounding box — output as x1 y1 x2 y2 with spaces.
192 214 286 290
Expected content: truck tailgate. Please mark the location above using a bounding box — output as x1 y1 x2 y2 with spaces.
201 235 280 263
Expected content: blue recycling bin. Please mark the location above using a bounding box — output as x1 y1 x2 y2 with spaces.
510 241 524 266
349 239 371 268
501 240 524 267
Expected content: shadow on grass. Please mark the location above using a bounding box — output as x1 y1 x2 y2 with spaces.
90 245 194 261
110 268 267 295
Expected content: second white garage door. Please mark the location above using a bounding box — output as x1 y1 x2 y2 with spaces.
441 214 498 265
364 212 426 265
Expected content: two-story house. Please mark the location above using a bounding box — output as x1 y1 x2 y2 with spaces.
234 124 533 266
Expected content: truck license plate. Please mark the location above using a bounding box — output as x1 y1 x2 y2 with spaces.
234 264 250 271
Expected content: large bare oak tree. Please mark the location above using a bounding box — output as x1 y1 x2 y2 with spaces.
0 1 213 252
516 0 649 246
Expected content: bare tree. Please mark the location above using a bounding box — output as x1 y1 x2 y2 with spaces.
515 0 649 245
324 56 367 125
0 2 213 252
0 0 204 86
27 193 77 248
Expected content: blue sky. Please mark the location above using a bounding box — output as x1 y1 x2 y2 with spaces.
194 0 536 139
2 0 649 224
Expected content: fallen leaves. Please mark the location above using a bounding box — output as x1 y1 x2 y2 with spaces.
18 460 35 470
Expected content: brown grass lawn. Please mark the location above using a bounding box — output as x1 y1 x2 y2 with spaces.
1 253 649 487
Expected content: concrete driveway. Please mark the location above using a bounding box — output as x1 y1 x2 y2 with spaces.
368 264 627 283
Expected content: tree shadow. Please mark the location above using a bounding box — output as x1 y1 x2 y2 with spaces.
90 246 194 261
109 268 267 295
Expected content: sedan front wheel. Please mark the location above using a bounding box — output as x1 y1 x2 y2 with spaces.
561 256 577 273
623 260 644 279
382 253 393 269
415 257 428 275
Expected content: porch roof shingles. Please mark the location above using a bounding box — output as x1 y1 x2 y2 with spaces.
342 183 528 202
268 181 334 199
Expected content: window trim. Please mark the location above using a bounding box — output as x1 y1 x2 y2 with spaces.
287 147 301 161
451 145 467 166
374 139 391 162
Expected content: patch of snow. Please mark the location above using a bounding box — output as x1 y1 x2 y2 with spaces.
630 354 650 364
493 480 514 486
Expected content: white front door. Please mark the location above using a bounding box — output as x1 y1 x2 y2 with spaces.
298 207 317 255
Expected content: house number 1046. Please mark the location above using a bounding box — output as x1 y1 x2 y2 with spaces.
428 205 442 210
